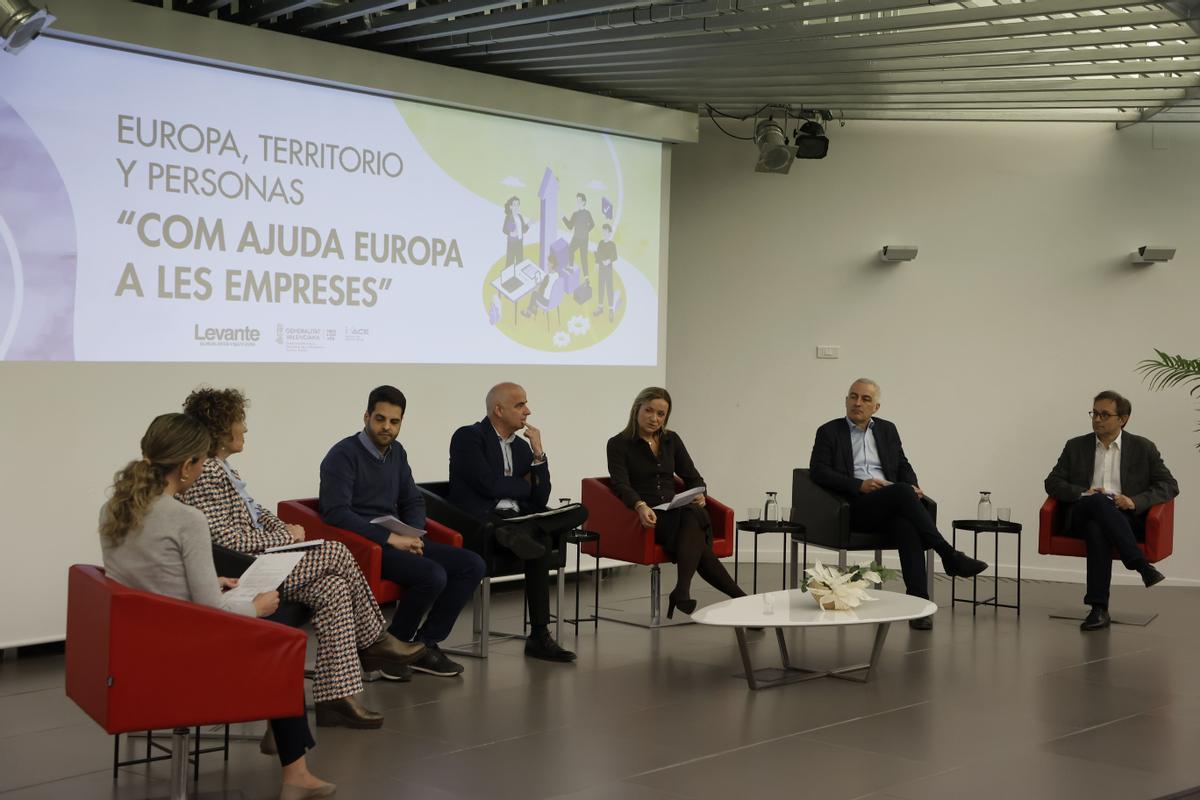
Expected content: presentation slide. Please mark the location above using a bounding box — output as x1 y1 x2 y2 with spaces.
0 39 662 365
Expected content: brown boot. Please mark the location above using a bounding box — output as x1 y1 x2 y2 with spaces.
359 633 426 674
314 695 384 729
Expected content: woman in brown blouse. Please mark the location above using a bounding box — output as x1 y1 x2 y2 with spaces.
606 387 745 618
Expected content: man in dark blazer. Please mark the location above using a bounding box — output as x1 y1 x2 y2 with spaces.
810 378 987 629
448 382 588 662
1045 389 1178 631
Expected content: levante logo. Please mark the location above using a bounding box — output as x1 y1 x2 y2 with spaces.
193 323 261 346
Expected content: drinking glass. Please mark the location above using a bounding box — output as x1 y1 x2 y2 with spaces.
748 508 762 521
996 507 1011 522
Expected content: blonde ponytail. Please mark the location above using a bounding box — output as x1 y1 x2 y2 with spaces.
100 414 211 546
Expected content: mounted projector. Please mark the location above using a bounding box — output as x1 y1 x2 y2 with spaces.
754 118 796 174
0 0 54 55
880 245 918 262
1131 245 1175 264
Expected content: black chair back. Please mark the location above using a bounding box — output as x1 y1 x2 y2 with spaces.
790 468 937 551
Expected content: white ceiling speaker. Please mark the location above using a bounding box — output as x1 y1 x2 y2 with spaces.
880 245 918 262
1131 245 1176 265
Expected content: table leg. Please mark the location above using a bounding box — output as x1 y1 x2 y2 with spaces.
752 533 758 594
828 622 891 684
1016 528 1021 615
735 627 758 690
733 528 739 586
951 528 958 607
780 530 788 591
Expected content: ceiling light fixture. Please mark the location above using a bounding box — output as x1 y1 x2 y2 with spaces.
0 0 54 55
754 117 796 174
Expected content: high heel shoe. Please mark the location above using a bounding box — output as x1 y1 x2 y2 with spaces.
279 781 337 799
667 591 697 619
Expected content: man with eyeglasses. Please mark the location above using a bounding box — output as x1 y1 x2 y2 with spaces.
810 378 988 630
1045 390 1178 631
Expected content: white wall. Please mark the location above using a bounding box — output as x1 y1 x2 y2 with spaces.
666 119 1200 586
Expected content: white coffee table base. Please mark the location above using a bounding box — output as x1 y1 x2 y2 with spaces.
732 624 890 690
694 588 935 691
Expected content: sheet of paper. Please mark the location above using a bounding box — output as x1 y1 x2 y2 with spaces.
264 539 324 554
503 503 584 523
224 552 305 602
652 486 706 512
370 515 427 537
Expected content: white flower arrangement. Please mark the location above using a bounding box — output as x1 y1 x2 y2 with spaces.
567 314 590 336
802 560 896 611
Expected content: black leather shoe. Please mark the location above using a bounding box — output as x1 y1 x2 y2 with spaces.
942 550 988 578
909 615 933 630
314 695 384 729
495 526 546 559
524 631 576 662
1080 606 1111 631
1141 566 1166 588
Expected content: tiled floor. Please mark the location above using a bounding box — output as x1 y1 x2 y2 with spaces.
2 568 1198 800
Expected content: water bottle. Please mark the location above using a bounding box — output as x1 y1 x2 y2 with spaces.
977 491 993 521
763 491 779 523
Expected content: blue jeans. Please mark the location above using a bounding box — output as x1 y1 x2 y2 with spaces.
381 540 484 645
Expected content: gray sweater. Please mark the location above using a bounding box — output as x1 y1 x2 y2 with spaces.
100 495 256 617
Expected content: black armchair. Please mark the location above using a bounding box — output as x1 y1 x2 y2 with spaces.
417 481 567 657
789 468 935 597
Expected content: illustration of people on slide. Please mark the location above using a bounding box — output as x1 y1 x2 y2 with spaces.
595 223 619 322
502 196 530 268
561 193 594 277
483 174 629 353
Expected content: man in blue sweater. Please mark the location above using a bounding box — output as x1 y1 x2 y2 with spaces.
320 385 485 679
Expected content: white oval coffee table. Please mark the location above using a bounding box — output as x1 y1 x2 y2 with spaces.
693 588 937 690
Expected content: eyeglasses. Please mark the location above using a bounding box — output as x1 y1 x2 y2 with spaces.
1088 411 1122 421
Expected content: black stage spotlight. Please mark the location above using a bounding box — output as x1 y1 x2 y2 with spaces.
1 0 54 55
754 117 795 174
793 120 829 160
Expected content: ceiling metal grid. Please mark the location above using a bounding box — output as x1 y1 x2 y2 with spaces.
150 0 1200 125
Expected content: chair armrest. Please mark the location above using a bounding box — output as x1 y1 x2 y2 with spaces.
581 477 655 564
426 519 463 548
278 500 383 583
791 468 851 549
1144 498 1174 562
1037 497 1059 554
67 566 306 734
705 495 735 558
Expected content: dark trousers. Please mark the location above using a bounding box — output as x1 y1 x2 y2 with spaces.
381 540 485 645
270 710 315 768
1067 493 1147 608
568 238 589 276
491 504 589 627
849 483 952 599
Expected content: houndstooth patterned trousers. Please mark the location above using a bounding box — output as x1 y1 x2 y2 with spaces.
279 541 384 703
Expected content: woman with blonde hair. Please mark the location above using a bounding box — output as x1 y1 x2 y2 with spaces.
180 387 424 730
606 387 745 618
100 413 336 800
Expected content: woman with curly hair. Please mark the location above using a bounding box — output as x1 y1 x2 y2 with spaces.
180 387 423 730
101 413 336 800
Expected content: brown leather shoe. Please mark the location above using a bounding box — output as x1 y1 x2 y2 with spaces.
359 633 426 674
314 695 384 729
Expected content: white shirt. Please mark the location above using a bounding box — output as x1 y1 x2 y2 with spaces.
1091 432 1123 495
493 424 520 512
846 417 887 482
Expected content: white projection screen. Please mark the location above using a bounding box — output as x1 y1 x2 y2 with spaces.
0 39 663 366
0 36 672 648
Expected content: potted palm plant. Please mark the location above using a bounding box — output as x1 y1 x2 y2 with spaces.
1136 349 1200 448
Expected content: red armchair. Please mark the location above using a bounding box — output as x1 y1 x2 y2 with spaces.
276 498 462 605
1038 496 1174 562
580 476 734 627
65 565 306 799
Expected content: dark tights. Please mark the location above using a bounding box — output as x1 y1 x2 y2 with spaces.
671 522 744 601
